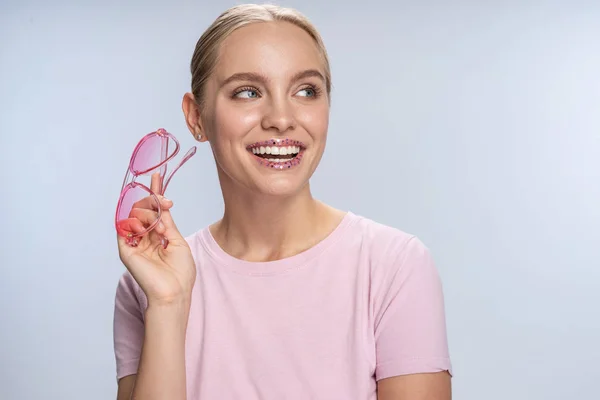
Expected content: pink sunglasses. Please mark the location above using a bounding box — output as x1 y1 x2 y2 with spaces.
115 128 197 247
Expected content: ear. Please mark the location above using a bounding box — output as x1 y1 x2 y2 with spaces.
182 92 208 142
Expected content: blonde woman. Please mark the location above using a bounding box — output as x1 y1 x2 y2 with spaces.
114 4 452 400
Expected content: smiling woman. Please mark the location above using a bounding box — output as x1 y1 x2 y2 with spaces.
113 4 452 400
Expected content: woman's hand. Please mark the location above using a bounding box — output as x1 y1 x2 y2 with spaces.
117 173 196 306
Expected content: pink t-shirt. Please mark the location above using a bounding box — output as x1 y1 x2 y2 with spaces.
113 212 452 399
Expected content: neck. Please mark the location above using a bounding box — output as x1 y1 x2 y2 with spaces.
211 178 343 262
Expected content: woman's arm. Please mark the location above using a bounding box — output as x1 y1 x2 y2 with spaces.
372 236 452 398
115 172 196 400
117 375 135 400
117 298 191 400
377 371 452 400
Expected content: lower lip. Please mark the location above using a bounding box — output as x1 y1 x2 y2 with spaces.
249 149 305 170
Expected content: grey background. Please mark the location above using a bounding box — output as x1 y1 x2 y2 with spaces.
1 0 599 399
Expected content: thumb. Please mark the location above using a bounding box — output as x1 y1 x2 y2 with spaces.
158 207 185 242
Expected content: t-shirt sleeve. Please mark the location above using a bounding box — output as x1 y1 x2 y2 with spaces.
374 236 452 381
113 271 147 381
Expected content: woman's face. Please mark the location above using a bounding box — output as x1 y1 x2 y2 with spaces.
194 21 330 197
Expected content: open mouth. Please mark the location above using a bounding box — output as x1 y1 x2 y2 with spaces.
246 139 306 170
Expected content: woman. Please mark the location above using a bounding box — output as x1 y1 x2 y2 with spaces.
114 4 452 400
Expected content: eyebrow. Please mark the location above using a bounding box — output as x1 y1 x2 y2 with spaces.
221 69 325 87
291 69 326 84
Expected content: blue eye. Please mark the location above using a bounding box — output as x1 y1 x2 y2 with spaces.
234 88 260 99
297 86 321 98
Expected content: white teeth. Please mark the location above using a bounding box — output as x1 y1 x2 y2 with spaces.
250 145 302 156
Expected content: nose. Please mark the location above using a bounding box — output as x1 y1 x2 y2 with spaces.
261 96 297 133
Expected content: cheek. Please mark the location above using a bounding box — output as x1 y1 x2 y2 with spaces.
213 101 262 140
299 106 330 139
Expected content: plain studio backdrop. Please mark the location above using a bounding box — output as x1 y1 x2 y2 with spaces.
1 0 599 399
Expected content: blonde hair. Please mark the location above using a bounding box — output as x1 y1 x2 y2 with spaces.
190 3 331 105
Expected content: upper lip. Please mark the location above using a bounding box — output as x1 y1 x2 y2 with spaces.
246 138 306 150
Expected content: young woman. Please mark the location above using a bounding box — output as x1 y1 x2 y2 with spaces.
114 4 452 400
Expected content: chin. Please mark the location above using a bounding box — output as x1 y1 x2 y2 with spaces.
253 174 308 198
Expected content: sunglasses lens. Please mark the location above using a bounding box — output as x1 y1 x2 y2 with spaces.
131 133 177 175
116 184 160 238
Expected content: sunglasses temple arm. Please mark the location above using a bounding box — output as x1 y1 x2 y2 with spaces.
161 147 197 195
119 169 133 194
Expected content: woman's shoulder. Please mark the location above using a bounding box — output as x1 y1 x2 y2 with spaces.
346 213 443 310
341 212 437 280
345 212 427 255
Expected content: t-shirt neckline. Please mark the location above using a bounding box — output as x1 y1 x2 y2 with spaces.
199 211 356 276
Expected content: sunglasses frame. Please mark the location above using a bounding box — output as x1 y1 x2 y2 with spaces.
115 128 197 246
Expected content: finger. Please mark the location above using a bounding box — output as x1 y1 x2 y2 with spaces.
117 216 166 251
116 229 146 259
156 207 183 241
129 207 159 226
153 219 166 235
116 232 135 254
117 208 160 239
116 217 147 237
148 172 182 242
129 207 167 243
131 194 172 212
151 172 162 195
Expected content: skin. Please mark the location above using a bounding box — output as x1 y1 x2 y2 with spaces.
116 20 450 400
184 21 344 262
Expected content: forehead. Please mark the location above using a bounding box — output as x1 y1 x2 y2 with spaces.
215 21 325 81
